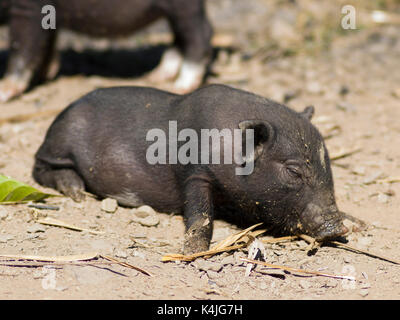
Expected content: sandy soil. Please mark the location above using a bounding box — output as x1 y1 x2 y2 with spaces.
0 0 399 300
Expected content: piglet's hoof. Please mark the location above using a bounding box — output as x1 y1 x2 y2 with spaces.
183 228 211 255
0 78 28 103
146 48 183 84
172 60 206 94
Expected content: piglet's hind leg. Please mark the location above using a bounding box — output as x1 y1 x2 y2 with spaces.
33 162 86 202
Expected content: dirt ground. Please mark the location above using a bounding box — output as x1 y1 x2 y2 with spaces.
0 0 399 300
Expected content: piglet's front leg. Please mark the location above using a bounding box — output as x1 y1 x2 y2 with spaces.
183 175 214 255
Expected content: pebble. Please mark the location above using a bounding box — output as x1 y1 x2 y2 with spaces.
359 288 369 297
377 193 389 204
101 198 118 213
206 270 220 280
0 234 13 243
114 250 128 259
135 215 160 227
0 208 8 220
193 259 222 273
131 207 160 227
133 205 156 216
26 223 46 233
220 255 235 266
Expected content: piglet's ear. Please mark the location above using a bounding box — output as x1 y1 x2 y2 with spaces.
238 120 275 163
300 105 315 121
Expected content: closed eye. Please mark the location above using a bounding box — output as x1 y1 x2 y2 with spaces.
286 165 302 179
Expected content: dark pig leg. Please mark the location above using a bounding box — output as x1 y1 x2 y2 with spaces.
0 0 56 102
183 175 214 254
33 159 86 202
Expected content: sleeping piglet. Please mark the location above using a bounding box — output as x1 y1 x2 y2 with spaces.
33 84 352 254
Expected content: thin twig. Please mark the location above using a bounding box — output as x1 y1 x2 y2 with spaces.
261 235 298 244
162 243 247 262
330 241 400 265
240 258 355 280
330 148 362 161
100 255 152 276
299 234 400 265
36 217 104 235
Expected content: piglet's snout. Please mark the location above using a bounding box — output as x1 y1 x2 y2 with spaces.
303 203 349 240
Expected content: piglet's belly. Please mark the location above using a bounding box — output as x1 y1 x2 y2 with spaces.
81 164 183 212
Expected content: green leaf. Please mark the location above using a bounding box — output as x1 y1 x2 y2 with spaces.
0 174 59 203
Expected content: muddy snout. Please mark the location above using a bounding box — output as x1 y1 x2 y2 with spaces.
302 203 348 241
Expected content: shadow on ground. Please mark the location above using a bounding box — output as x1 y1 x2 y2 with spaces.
0 44 167 80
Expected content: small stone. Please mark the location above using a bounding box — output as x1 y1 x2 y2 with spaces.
114 250 128 259
377 193 389 204
137 215 160 227
0 208 8 220
206 270 220 280
0 234 13 243
193 259 222 273
25 234 39 240
359 288 369 297
101 198 118 213
26 223 46 233
131 206 160 227
220 255 235 266
133 211 149 219
134 205 156 216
